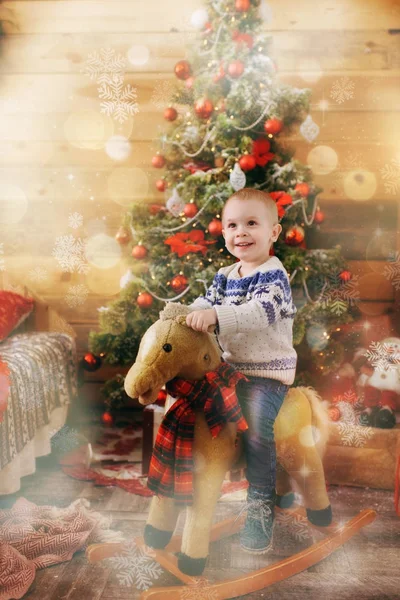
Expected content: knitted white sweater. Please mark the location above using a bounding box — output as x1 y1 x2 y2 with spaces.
189 256 297 385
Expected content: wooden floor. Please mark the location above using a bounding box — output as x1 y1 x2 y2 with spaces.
1 429 400 600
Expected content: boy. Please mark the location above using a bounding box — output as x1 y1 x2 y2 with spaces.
186 188 297 554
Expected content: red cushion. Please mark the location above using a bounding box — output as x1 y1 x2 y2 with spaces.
0 291 34 341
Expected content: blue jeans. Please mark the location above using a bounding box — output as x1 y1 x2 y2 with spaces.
236 376 289 495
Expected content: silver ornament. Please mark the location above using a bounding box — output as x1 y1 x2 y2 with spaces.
166 188 185 217
300 115 320 143
230 162 246 191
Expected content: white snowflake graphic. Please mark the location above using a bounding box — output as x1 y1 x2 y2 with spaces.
336 401 373 447
380 157 400 195
151 80 178 110
0 243 5 271
68 212 83 229
275 510 312 543
330 77 355 104
180 581 219 600
332 390 360 407
52 234 89 274
317 273 359 315
98 73 139 124
65 284 89 308
84 48 139 124
106 541 163 590
384 252 400 291
365 341 400 372
84 47 127 84
28 266 48 282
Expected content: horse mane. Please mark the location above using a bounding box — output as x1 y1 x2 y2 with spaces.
159 302 191 322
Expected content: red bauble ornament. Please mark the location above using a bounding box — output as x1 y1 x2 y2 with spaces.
174 60 191 80
131 245 148 259
194 98 214 119
164 107 178 121
151 154 166 168
137 292 153 308
232 30 254 49
149 204 165 215
156 389 167 406
285 225 305 246
155 179 166 192
329 406 341 422
82 353 102 372
101 411 114 427
171 274 188 292
314 209 325 224
227 60 244 79
208 219 223 236
183 203 198 218
239 154 257 171
295 182 310 197
115 226 130 245
339 270 352 282
264 118 283 135
235 0 250 11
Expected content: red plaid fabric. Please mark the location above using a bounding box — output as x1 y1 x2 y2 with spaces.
147 362 249 505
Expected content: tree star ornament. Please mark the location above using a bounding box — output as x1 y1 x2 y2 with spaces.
230 162 246 191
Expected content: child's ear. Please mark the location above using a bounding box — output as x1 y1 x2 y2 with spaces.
272 224 282 241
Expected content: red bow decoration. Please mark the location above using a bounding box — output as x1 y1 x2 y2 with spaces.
183 161 212 174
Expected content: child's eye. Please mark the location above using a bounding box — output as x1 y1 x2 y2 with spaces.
248 220 257 226
228 223 236 228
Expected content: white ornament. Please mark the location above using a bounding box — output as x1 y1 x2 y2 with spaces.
230 162 246 191
105 135 131 161
300 115 320 143
120 269 136 289
166 188 185 217
190 8 209 30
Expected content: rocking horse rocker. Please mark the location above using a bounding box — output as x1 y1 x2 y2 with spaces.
86 303 376 599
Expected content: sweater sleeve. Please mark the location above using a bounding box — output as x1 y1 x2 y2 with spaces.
188 279 217 311
214 278 294 335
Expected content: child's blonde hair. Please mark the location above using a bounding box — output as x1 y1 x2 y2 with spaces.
222 188 278 224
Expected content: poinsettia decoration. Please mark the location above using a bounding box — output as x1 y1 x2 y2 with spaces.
164 230 217 257
252 138 274 167
270 191 293 218
183 161 212 174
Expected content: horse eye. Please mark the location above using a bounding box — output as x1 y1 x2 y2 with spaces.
204 354 209 361
163 343 172 353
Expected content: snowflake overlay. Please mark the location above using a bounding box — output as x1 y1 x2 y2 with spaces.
52 234 89 274
68 212 83 229
106 541 163 590
65 284 89 308
180 581 219 600
365 341 400 372
0 243 5 271
317 273 360 315
84 48 139 124
274 510 313 554
384 252 400 291
28 267 48 283
380 157 400 195
336 401 373 447
330 77 355 104
332 390 360 407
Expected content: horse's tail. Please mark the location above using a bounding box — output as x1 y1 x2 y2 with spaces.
297 386 331 456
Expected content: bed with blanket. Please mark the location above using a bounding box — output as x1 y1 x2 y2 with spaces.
0 278 78 495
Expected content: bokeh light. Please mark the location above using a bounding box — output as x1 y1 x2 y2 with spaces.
85 233 121 269
343 170 377 201
307 145 338 175
63 111 114 150
108 167 149 206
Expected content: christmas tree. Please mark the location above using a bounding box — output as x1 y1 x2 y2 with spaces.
88 0 359 409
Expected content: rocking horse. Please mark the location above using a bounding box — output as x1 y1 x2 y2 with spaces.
86 302 376 599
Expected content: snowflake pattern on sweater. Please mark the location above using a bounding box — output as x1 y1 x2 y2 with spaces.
189 257 297 384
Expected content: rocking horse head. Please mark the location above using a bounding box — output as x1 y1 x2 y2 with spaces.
124 302 222 405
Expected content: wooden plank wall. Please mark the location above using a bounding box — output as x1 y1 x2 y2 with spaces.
0 0 399 356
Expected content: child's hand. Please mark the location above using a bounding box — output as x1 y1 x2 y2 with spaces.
186 308 217 332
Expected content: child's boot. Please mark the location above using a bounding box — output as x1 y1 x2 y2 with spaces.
240 487 276 554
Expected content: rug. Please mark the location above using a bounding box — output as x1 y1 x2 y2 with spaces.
59 418 249 500
0 497 123 600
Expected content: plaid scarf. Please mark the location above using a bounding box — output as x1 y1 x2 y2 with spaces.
147 362 249 505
